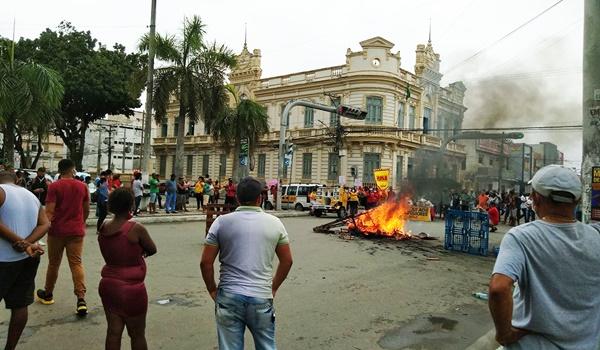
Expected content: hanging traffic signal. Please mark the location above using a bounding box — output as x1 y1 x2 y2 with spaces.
336 105 367 120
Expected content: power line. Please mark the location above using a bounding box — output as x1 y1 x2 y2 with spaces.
445 0 567 74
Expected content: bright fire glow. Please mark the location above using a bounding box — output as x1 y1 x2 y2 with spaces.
348 198 412 240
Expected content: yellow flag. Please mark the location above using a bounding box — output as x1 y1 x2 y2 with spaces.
373 168 390 191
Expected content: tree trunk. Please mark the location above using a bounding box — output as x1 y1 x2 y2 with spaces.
14 135 28 169
174 103 186 177
73 123 88 171
2 117 16 167
30 135 44 169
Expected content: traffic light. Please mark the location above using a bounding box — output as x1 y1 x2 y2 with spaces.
286 143 295 155
506 132 524 139
336 105 367 120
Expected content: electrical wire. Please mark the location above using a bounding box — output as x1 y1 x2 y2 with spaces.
445 0 567 74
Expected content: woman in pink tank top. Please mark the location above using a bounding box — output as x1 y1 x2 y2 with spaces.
98 188 157 350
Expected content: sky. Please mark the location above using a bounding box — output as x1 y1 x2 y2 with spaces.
2 0 584 168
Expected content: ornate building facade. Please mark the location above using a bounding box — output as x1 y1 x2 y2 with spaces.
152 36 468 191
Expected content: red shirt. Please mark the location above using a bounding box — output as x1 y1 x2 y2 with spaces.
488 206 500 225
226 183 236 197
46 178 89 236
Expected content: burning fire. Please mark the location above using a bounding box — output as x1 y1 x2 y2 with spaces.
348 198 412 240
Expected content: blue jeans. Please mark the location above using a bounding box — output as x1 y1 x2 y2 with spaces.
215 289 276 350
166 192 177 212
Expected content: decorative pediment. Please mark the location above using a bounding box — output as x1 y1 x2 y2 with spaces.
359 37 395 50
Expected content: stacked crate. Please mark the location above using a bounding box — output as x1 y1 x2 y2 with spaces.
444 209 489 256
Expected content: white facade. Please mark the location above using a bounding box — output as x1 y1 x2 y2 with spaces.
82 111 157 174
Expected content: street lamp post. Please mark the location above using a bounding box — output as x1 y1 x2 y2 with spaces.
276 100 366 211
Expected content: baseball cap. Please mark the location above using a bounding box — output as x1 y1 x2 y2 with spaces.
528 165 581 203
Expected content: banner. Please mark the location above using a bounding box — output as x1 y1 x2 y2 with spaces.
592 167 600 221
373 168 390 191
408 206 431 222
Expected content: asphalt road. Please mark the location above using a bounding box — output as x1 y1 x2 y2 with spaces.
0 216 506 350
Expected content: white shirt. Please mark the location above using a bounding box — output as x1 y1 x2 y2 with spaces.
133 179 144 197
0 184 41 262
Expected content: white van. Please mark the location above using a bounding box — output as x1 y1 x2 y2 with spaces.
280 183 320 211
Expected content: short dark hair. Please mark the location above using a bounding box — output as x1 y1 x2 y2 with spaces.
236 176 262 205
58 159 75 174
37 167 46 172
0 170 16 184
134 172 142 180
108 188 134 215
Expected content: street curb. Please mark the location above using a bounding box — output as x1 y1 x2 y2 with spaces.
85 210 310 227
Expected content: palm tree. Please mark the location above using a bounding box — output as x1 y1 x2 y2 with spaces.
140 16 236 177
0 39 63 166
211 85 270 180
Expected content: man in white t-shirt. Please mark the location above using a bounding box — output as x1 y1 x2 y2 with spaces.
489 165 600 349
201 176 293 350
0 171 49 350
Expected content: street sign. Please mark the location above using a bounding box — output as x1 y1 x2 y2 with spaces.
239 156 248 166
283 158 291 167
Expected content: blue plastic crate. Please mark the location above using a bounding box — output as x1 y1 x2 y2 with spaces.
444 210 489 256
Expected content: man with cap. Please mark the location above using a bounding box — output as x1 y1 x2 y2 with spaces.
488 165 600 349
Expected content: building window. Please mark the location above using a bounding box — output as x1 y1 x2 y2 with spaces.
366 96 383 124
171 155 176 175
462 159 466 170
257 154 266 178
31 144 38 152
396 156 403 186
219 154 227 178
161 122 168 137
479 155 484 164
173 122 179 136
186 155 193 176
302 153 312 179
304 107 314 128
330 97 341 127
328 153 338 181
397 103 405 128
159 156 167 177
202 155 210 177
489 158 494 166
409 105 416 129
187 120 195 136
204 121 210 135
423 107 432 134
363 153 381 183
407 157 415 179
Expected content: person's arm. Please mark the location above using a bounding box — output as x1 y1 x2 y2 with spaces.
489 273 528 345
25 206 50 244
272 243 293 297
135 224 157 257
200 244 219 301
82 188 90 221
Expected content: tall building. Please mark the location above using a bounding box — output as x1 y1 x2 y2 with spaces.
461 139 516 192
152 36 468 193
82 111 156 174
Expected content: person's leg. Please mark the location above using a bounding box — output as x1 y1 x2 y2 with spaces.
165 193 172 212
247 299 276 350
5 307 27 350
135 196 142 214
125 313 148 350
157 193 162 209
196 193 201 210
104 310 126 350
44 235 66 295
64 236 86 300
97 202 108 230
215 291 246 350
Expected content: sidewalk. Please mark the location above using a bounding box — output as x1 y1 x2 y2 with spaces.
85 208 309 227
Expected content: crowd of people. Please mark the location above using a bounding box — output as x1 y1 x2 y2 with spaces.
2 160 600 350
0 159 292 350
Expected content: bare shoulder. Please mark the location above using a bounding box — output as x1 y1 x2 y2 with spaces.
127 221 148 242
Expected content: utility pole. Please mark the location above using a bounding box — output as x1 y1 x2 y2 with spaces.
121 128 127 172
582 0 600 223
498 134 505 192
142 0 157 174
96 127 102 173
107 125 113 170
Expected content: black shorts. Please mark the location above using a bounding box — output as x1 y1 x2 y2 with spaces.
0 257 40 309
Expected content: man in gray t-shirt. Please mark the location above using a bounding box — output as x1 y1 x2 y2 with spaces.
489 165 600 349
201 176 293 350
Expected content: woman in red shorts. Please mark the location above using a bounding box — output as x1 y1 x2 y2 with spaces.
98 188 157 350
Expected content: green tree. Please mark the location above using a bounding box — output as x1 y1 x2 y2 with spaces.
0 38 63 167
19 22 146 170
140 16 236 177
211 85 270 180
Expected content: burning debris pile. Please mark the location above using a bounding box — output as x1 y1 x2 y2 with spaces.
348 199 412 240
314 198 413 240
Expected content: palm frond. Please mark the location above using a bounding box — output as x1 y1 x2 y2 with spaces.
152 67 179 123
181 16 206 65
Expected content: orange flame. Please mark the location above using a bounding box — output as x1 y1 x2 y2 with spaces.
348 198 412 240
